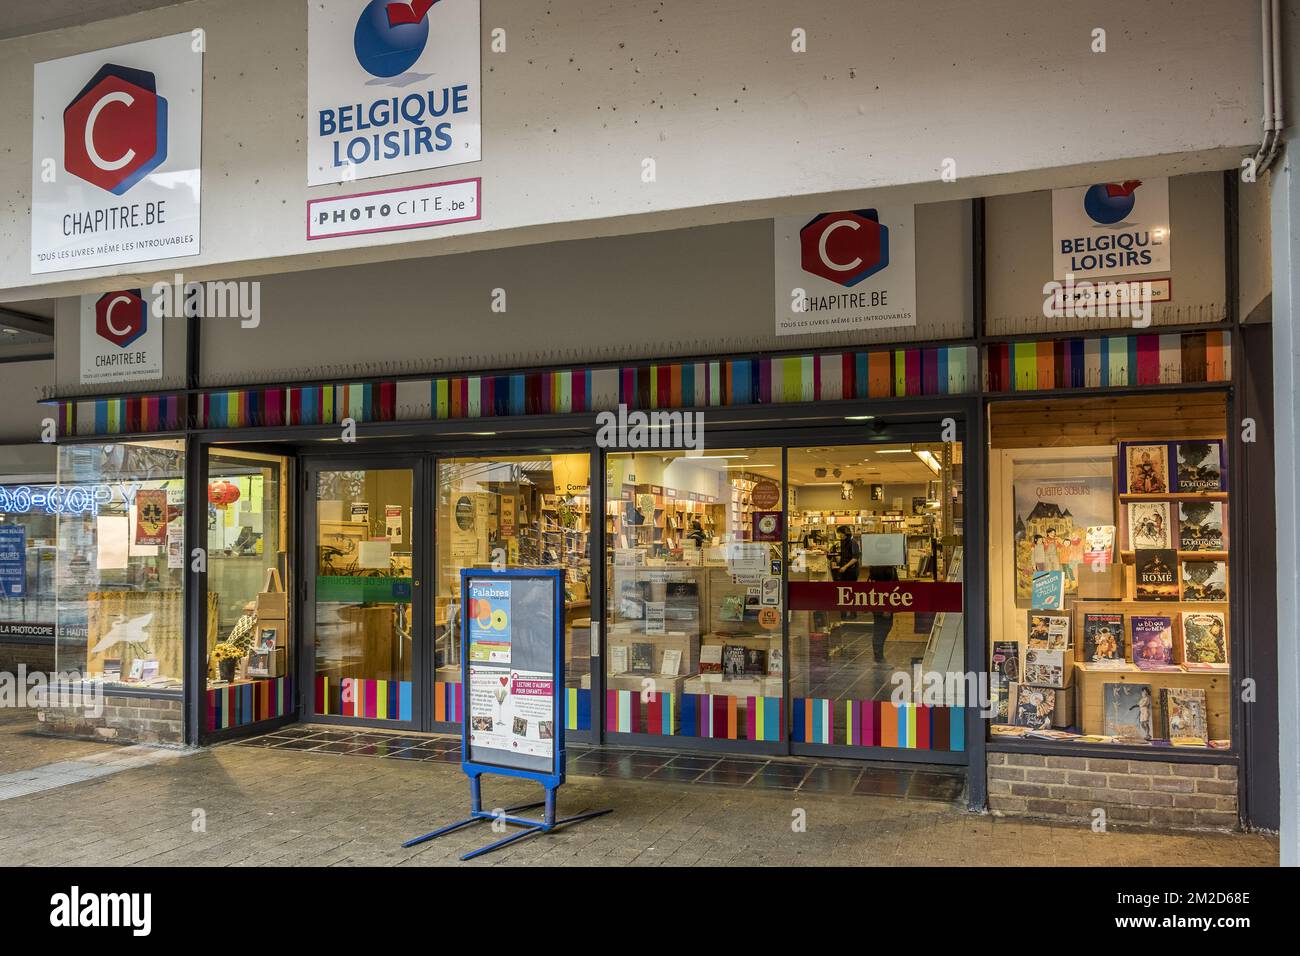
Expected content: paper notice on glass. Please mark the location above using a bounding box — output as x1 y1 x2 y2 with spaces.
238 512 265 531
318 500 344 523
645 601 666 635
726 542 767 574
385 505 403 544
358 540 392 569
167 525 184 569
96 516 130 569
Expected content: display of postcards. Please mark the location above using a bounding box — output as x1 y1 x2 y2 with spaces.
1026 612 1070 650
1023 648 1066 688
1030 570 1065 610
512 716 529 736
1160 687 1208 743
1084 525 1115 567
1181 560 1228 602
1135 548 1179 600
1122 442 1170 494
1082 613 1126 667
699 644 723 673
1180 611 1228 669
1131 615 1178 670
1127 501 1172 549
1102 683 1153 740
743 648 768 675
1173 440 1226 492
719 593 745 622
1010 683 1055 730
1178 500 1225 552
722 644 747 678
629 642 655 674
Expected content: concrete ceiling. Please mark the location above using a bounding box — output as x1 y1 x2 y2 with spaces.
0 0 190 41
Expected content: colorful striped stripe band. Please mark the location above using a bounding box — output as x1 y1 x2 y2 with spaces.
71 395 185 436
432 681 464 724
566 687 592 731
206 677 291 731
196 381 399 429
791 698 965 751
985 330 1230 392
314 676 413 721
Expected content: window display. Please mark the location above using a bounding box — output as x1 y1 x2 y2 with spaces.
54 441 186 691
205 450 292 702
0 447 58 656
987 393 1231 748
604 449 784 739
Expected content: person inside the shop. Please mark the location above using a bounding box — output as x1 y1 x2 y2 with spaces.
686 519 708 549
832 524 861 620
867 562 900 664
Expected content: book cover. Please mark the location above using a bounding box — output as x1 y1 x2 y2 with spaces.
1026 613 1070 650
1010 683 1055 730
1161 687 1208 742
609 645 629 674
1103 683 1153 740
1181 560 1228 602
1082 612 1126 667
767 647 783 677
1030 570 1065 609
1127 501 1172 550
1131 615 1178 670
743 647 768 675
1134 548 1179 600
1123 443 1170 494
660 648 682 676
990 640 1019 722
719 594 745 622
1084 525 1115 567
1012 473 1113 604
629 642 655 674
1180 611 1228 669
1178 500 1225 552
1173 440 1225 493
699 644 722 673
722 644 747 678
1023 648 1066 688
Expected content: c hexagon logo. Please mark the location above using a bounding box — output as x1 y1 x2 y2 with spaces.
799 210 890 287
63 64 168 195
95 290 148 349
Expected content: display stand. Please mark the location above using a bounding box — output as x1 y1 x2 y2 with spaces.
401 568 611 861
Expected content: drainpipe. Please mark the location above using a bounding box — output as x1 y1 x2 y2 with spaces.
1253 0 1286 175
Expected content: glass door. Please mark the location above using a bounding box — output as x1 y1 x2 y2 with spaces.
305 460 422 728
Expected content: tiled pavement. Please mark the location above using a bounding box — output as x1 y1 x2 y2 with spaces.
0 721 1279 866
232 725 967 801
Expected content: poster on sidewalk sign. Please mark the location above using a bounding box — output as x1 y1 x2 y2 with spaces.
463 570 563 778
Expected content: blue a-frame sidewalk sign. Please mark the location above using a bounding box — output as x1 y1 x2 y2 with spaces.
401 567 611 860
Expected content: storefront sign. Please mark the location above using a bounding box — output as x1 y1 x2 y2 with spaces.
1051 177 1171 280
0 526 27 598
0 622 55 643
307 0 481 186
30 32 202 274
787 580 963 613
463 569 562 776
133 489 168 545
79 290 164 385
0 483 126 517
306 178 480 239
774 205 917 336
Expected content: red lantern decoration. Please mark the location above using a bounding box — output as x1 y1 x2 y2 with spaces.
208 479 241 509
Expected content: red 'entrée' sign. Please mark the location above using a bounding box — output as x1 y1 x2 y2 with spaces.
787 581 963 613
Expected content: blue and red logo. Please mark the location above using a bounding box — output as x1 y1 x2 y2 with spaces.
95 290 148 349
1084 180 1142 225
799 210 890 287
64 64 168 195
354 0 443 78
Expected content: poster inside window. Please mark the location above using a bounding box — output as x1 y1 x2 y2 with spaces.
988 394 1231 749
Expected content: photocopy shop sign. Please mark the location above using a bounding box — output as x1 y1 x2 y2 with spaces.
774 205 916 336
307 177 479 239
30 32 202 274
307 0 481 186
1051 177 1171 280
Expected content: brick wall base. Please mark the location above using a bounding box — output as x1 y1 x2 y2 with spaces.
988 752 1238 831
36 693 183 745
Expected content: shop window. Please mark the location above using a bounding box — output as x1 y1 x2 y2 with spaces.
54 441 186 691
0 446 59 673
205 451 293 729
604 449 784 741
988 393 1232 749
787 441 965 745
437 454 592 729
313 468 413 720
